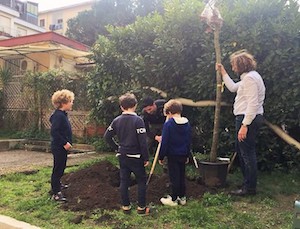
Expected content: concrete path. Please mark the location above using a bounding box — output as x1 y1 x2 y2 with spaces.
0 150 108 175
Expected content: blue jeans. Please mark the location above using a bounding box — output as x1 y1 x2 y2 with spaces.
235 115 264 191
118 155 147 208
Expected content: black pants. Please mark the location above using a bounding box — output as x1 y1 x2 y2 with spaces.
118 155 147 208
51 147 67 194
167 156 187 201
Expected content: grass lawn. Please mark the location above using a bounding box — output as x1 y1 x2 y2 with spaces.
0 156 299 229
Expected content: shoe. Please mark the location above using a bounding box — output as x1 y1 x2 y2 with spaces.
52 192 67 202
137 206 151 215
160 195 178 206
230 188 256 196
122 205 131 214
61 183 69 190
177 196 187 205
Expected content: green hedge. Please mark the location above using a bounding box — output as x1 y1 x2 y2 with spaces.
87 0 300 170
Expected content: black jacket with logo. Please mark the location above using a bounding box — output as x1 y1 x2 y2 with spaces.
104 112 149 161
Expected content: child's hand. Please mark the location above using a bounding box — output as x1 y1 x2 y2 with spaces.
144 161 149 167
185 158 189 164
158 160 164 165
64 142 72 150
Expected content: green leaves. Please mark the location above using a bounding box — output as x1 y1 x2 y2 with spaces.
87 0 300 170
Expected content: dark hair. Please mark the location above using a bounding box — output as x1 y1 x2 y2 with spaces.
142 97 154 108
119 93 137 109
230 50 257 74
164 99 182 115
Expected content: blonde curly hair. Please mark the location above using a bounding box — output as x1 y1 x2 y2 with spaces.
51 89 75 109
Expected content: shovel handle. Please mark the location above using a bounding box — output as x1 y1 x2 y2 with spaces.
146 142 161 185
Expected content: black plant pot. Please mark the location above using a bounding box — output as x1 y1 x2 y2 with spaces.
198 160 229 187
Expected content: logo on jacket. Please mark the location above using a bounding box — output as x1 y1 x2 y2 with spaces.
136 128 146 134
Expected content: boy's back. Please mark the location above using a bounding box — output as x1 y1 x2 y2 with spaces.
103 93 150 215
159 117 191 158
105 113 148 161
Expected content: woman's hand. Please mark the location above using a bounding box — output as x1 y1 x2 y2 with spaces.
238 125 248 142
215 63 227 76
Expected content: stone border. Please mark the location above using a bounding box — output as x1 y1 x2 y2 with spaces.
0 215 40 229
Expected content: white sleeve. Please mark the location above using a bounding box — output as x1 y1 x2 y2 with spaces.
242 76 260 125
223 74 240 92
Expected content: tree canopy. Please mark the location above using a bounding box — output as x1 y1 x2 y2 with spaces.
66 0 164 46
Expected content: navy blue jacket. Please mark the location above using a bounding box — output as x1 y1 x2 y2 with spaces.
104 112 149 161
159 117 191 160
50 109 72 150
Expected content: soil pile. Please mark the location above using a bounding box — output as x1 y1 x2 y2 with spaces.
62 160 207 212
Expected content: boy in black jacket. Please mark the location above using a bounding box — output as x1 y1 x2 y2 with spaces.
104 93 150 215
50 89 74 202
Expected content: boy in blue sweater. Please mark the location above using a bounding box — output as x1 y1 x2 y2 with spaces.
104 93 150 215
159 99 191 206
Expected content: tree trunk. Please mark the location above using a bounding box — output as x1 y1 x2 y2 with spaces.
210 27 222 162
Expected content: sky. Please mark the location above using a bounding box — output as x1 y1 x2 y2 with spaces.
28 0 93 12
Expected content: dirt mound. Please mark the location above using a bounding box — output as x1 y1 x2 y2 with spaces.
62 160 207 212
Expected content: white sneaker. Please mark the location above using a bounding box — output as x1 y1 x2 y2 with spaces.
160 195 178 206
177 196 187 205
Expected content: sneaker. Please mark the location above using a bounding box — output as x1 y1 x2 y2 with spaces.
61 183 69 190
137 206 151 215
122 205 131 214
52 192 67 202
177 196 187 205
160 195 178 206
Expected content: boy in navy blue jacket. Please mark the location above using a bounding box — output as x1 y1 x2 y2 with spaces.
158 99 191 206
50 89 74 202
104 93 150 215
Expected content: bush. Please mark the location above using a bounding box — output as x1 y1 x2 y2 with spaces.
87 0 300 170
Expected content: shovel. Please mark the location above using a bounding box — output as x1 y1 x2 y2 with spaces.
146 142 161 185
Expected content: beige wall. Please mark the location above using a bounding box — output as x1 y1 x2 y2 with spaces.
0 51 78 75
0 5 45 39
38 1 94 36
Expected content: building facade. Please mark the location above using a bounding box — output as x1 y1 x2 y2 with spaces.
38 1 95 36
0 0 45 39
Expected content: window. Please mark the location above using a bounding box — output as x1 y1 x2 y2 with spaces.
40 19 45 27
57 19 63 24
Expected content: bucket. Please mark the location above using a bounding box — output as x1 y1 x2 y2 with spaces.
198 160 229 187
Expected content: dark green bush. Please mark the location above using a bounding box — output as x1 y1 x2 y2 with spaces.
87 0 300 170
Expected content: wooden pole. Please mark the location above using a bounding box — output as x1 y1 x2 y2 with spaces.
264 119 300 150
210 26 222 162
